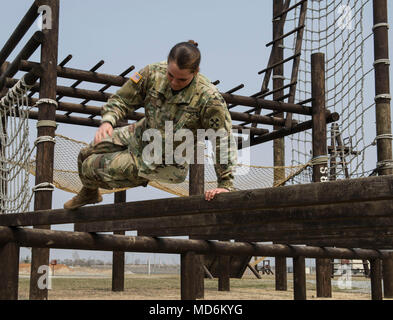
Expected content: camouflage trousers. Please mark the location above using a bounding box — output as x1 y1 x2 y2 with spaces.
78 125 149 190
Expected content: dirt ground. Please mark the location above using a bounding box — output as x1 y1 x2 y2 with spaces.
17 263 389 300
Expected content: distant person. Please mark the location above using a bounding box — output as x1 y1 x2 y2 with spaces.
64 40 237 210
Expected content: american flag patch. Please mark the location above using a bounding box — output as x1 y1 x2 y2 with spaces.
130 72 142 84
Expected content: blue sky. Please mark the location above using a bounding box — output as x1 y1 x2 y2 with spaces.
1 1 393 263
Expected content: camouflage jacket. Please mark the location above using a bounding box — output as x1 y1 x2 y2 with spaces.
101 61 237 191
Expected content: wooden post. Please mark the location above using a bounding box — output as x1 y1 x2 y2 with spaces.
218 253 230 291
0 63 19 300
112 191 126 292
315 258 332 298
273 0 287 292
0 62 10 213
293 256 306 300
188 142 205 299
370 259 383 300
383 257 393 297
373 0 393 298
181 251 197 300
0 242 19 300
29 0 59 300
311 52 332 298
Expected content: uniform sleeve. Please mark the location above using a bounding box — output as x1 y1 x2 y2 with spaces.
101 65 149 127
201 92 237 191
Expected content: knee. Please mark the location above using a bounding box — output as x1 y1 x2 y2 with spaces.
81 154 102 180
79 146 93 164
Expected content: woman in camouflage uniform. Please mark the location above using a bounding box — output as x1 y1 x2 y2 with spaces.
64 40 237 210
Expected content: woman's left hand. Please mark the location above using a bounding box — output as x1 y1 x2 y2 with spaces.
204 188 229 201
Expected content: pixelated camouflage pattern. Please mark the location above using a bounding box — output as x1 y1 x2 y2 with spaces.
96 61 237 190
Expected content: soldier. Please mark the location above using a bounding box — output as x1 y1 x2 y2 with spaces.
64 40 237 210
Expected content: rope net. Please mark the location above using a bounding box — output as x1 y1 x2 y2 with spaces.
0 78 311 214
0 76 35 213
286 0 376 182
28 134 311 197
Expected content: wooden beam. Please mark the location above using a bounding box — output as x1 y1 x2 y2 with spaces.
373 0 393 298
136 215 393 239
0 31 43 90
0 2 40 68
311 52 332 298
189 145 205 299
0 242 19 300
29 0 59 301
112 191 126 292
0 175 391 228
293 256 306 300
181 251 197 300
250 112 339 146
370 258 383 300
0 226 392 260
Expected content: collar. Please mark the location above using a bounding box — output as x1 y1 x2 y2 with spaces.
156 67 199 104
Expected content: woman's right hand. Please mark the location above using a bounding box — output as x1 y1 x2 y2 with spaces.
94 122 113 144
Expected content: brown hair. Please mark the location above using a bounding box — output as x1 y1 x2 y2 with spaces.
167 40 201 73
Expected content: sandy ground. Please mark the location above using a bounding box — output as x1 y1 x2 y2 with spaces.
17 263 390 300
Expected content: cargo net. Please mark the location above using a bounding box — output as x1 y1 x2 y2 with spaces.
28 134 312 197
0 76 35 213
286 0 377 182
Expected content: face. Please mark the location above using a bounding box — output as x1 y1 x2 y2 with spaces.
167 61 197 91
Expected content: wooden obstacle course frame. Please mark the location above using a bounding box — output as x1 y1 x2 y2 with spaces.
0 0 392 300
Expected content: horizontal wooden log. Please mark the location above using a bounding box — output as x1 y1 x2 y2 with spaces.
19 60 129 87
0 32 43 90
230 110 299 127
5 78 111 102
28 110 102 127
192 234 393 249
1 175 393 228
250 112 340 146
137 216 393 239
172 226 393 244
0 2 40 68
221 93 313 115
0 226 391 260
301 239 393 249
20 81 298 128
75 199 393 233
19 61 313 118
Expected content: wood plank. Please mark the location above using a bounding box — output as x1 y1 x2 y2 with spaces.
0 175 391 228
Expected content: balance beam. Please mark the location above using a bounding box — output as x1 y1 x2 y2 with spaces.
0 175 392 230
0 226 392 260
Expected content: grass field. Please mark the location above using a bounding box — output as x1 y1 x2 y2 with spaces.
17 273 382 300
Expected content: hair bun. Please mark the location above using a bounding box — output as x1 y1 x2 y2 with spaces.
188 40 198 47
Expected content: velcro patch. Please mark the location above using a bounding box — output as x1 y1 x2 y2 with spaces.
130 72 142 84
204 107 226 130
